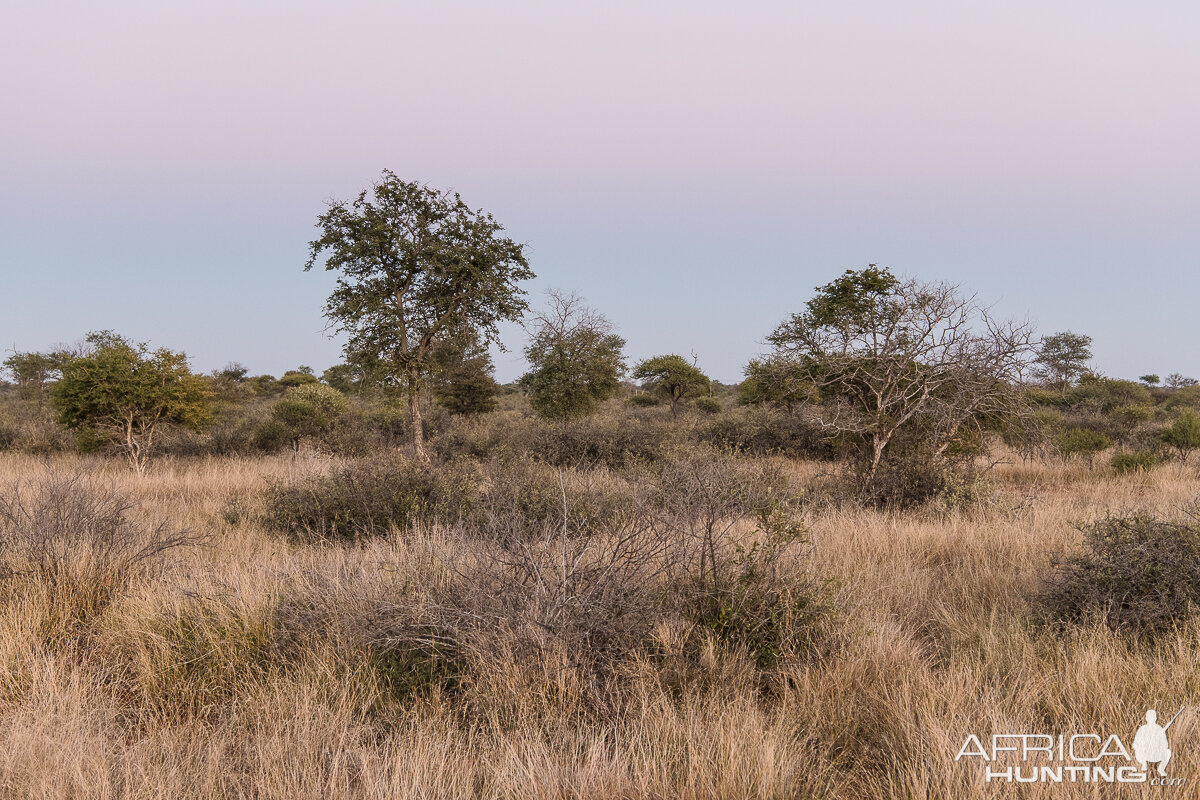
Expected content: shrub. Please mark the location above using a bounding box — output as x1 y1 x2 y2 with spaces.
693 396 723 415
1110 449 1159 474
629 393 660 407
1162 409 1200 463
263 455 481 539
696 405 832 459
0 472 198 640
1042 512 1200 635
1054 427 1111 467
476 457 632 540
270 383 349 454
679 499 829 670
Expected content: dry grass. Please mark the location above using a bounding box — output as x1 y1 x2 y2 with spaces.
1 451 1199 798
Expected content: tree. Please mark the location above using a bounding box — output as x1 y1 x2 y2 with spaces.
306 170 533 459
1139 374 1161 387
2 350 66 410
1035 331 1093 392
271 383 349 455
1166 373 1199 389
430 327 501 416
279 368 319 388
521 290 626 419
632 354 711 417
51 331 210 473
737 355 816 410
766 266 1035 490
1162 409 1200 464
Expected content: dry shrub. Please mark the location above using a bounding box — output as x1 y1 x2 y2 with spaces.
0 471 197 642
1042 510 1200 635
262 454 481 539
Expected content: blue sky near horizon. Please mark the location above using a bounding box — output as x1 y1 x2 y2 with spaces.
2 1 1197 383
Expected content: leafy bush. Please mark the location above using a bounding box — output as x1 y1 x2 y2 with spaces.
693 396 723 415
1162 409 1200 462
629 393 660 407
1110 449 1159 474
263 455 481 539
1054 427 1111 466
1042 512 1200 634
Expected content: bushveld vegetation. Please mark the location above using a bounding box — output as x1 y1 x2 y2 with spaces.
4 175 1200 797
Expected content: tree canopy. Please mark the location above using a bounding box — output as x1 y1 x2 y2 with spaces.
521 291 626 420
305 170 534 457
50 331 210 473
632 354 710 417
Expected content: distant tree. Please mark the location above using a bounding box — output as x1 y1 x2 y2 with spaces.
279 369 320 388
1162 409 1200 464
306 170 533 459
1139 374 1161 387
271 383 349 455
2 350 66 410
767 266 1035 488
521 290 626 419
51 331 210 473
632 354 711 417
216 362 249 382
737 356 815 410
1166 373 1199 389
430 328 501 416
1035 331 1093 392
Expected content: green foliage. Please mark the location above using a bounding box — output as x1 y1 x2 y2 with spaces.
738 356 814 409
1042 512 1200 635
2 350 65 408
1110 449 1159 474
521 292 626 420
278 370 319 388
430 328 501 416
1035 331 1093 390
270 383 349 453
632 354 711 417
629 393 660 407
1053 427 1111 466
693 396 723 415
50 331 211 473
306 170 534 457
1139 374 1160 387
1162 409 1200 462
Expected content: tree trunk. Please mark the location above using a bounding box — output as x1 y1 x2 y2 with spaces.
408 368 427 461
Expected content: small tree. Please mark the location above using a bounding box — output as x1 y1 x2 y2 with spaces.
1035 331 1093 393
1054 427 1111 469
766 266 1035 491
306 170 534 459
1167 373 1199 389
51 332 210 473
1163 409 1200 464
521 290 626 419
1139 374 1160 387
271 383 349 455
738 356 815 410
430 327 501 416
2 350 66 410
632 354 711 418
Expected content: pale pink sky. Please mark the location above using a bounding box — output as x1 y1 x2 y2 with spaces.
2 1 1198 380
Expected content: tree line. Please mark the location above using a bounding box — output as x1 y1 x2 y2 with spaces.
4 170 1199 501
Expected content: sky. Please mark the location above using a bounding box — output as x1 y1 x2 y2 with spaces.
2 0 1197 383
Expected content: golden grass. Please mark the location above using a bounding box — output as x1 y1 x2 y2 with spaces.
1 452 1199 798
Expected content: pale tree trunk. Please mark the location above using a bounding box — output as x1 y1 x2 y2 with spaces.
408 366 427 461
